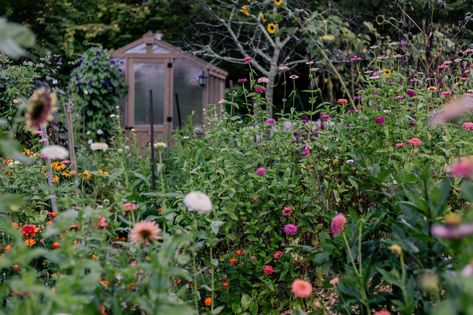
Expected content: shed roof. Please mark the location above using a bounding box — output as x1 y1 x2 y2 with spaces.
112 32 228 79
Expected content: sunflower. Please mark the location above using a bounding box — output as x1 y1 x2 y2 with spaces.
382 68 391 76
241 5 250 17
267 23 277 34
25 88 57 133
274 0 283 6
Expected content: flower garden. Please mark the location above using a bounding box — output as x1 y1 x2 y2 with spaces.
2 1 473 314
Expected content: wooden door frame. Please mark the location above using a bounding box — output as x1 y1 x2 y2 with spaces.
127 57 173 136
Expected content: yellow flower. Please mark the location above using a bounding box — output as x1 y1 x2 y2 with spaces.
97 170 110 175
241 5 250 17
79 170 92 180
267 23 277 34
61 171 71 178
274 0 283 6
54 163 66 171
23 148 32 156
321 34 336 42
52 175 59 183
382 68 391 76
260 14 266 23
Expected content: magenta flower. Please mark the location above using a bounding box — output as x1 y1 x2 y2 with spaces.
406 89 416 97
330 214 346 237
460 77 468 81
446 157 473 178
464 48 473 54
283 224 298 236
354 95 362 101
375 116 385 124
243 56 252 63
396 142 405 148
441 91 451 96
255 86 266 93
282 207 293 217
320 114 330 121
351 56 362 62
302 144 310 157
274 250 284 260
438 64 449 70
463 122 473 131
263 265 274 275
256 167 266 175
265 118 275 124
237 78 248 84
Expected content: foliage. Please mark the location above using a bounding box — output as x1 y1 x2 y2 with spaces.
68 47 126 143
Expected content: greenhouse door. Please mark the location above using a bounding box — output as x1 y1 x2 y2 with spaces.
128 58 172 143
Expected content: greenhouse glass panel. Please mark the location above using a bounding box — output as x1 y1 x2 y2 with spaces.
133 63 165 125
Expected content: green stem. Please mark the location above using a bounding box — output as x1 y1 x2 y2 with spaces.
192 217 199 311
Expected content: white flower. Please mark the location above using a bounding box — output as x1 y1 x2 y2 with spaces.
183 191 212 214
86 131 91 135
84 90 89 95
110 114 116 118
88 139 93 144
383 110 391 113
97 129 103 135
346 159 355 165
90 142 109 151
153 142 167 149
41 145 69 160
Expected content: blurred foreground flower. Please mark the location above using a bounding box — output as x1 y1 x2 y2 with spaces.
430 96 473 126
183 191 212 214
445 156 473 178
291 279 312 298
41 145 68 160
432 214 473 239
25 88 57 132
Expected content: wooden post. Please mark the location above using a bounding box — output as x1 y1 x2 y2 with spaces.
65 100 78 177
229 80 234 116
175 93 182 129
149 90 156 191
40 126 58 213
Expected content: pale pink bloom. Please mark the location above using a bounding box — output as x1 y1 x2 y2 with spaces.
263 265 274 275
460 77 468 81
243 56 252 63
374 311 391 315
462 263 473 276
432 223 473 239
124 202 138 212
281 207 293 216
438 64 449 69
408 138 422 146
257 77 269 84
443 60 453 65
256 167 266 175
463 122 473 130
464 49 473 54
129 220 160 244
331 214 346 237
61 160 70 164
396 142 405 148
39 138 48 144
291 279 313 298
237 78 248 84
279 65 289 71
35 130 43 136
274 250 284 259
329 276 339 286
430 96 473 126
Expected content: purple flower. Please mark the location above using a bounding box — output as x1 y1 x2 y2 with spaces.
256 167 266 175
302 144 310 157
375 116 385 124
301 116 309 124
351 56 362 62
354 95 362 101
284 224 298 236
432 223 473 239
399 39 408 46
406 89 416 97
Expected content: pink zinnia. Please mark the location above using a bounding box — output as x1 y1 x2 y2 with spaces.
351 56 362 62
237 78 248 84
255 86 266 93
283 224 298 236
464 48 473 54
281 207 293 216
265 118 275 124
441 91 451 96
320 114 330 121
263 265 274 275
97 216 108 229
124 202 137 212
243 56 252 63
374 311 391 315
330 214 346 237
35 130 43 136
256 167 266 175
39 138 48 144
446 157 473 178
329 276 339 286
291 279 313 298
257 77 269 84
438 64 449 69
375 116 385 124
395 95 404 102
274 250 283 259
129 220 160 244
432 223 473 239
463 122 473 130
408 138 422 146
396 142 405 148
406 89 416 97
